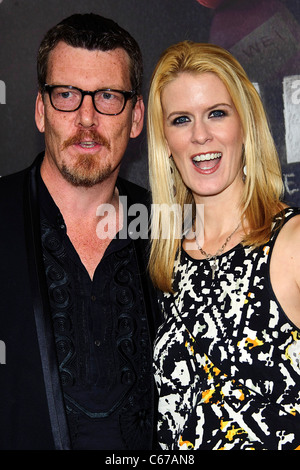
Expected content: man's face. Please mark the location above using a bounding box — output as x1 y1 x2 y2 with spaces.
35 41 144 187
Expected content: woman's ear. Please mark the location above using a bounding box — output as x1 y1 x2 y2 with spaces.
165 139 171 158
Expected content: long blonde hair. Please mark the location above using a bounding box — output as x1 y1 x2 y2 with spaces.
147 41 284 293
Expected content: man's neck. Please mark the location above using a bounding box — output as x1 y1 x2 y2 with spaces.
40 157 119 222
40 157 122 280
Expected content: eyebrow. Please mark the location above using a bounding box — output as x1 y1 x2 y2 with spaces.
166 102 233 120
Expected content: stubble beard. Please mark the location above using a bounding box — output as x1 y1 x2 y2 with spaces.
60 130 113 188
60 156 113 187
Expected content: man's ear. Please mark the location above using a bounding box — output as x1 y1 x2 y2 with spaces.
35 92 45 133
130 97 145 138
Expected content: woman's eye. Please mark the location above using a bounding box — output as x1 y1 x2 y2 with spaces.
172 116 190 125
209 109 226 118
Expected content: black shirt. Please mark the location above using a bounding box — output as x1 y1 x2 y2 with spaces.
38 173 154 450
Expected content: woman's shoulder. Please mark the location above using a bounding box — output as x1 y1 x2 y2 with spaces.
273 206 300 231
273 206 300 251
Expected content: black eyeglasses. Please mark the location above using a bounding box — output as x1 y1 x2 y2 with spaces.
43 84 137 115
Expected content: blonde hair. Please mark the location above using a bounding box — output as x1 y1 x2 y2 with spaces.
147 41 284 293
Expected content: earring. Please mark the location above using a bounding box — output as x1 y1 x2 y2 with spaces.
241 144 247 181
169 158 177 197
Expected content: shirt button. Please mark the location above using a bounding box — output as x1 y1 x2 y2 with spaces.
94 340 101 347
91 295 97 301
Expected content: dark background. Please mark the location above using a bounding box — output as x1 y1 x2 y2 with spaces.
0 0 299 204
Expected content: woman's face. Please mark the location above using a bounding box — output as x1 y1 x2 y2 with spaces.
161 72 244 203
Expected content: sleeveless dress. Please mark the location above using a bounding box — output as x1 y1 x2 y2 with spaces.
153 208 300 450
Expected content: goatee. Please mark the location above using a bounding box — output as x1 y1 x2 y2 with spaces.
60 130 112 187
61 159 113 187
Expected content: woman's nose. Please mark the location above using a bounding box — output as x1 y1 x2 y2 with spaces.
191 120 212 144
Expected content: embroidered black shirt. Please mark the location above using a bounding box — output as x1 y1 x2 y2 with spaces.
38 173 153 450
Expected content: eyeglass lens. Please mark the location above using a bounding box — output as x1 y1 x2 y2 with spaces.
50 87 127 114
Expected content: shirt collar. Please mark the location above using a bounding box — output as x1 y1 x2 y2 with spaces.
36 161 132 255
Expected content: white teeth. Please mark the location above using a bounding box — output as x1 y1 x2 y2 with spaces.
193 152 222 162
80 141 96 148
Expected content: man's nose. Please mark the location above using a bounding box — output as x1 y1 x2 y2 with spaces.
76 95 99 127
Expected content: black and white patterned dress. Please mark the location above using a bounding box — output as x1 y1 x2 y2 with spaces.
153 208 300 450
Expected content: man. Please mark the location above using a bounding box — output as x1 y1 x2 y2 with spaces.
0 13 161 450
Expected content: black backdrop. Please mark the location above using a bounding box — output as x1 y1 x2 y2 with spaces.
0 0 299 205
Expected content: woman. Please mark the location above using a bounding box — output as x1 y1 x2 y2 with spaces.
147 41 300 450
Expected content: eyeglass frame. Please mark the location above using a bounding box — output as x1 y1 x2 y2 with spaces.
43 84 137 116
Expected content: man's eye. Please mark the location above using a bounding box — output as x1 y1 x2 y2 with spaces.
102 92 114 100
55 89 79 100
97 92 123 105
209 109 226 118
60 91 72 99
172 116 190 125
